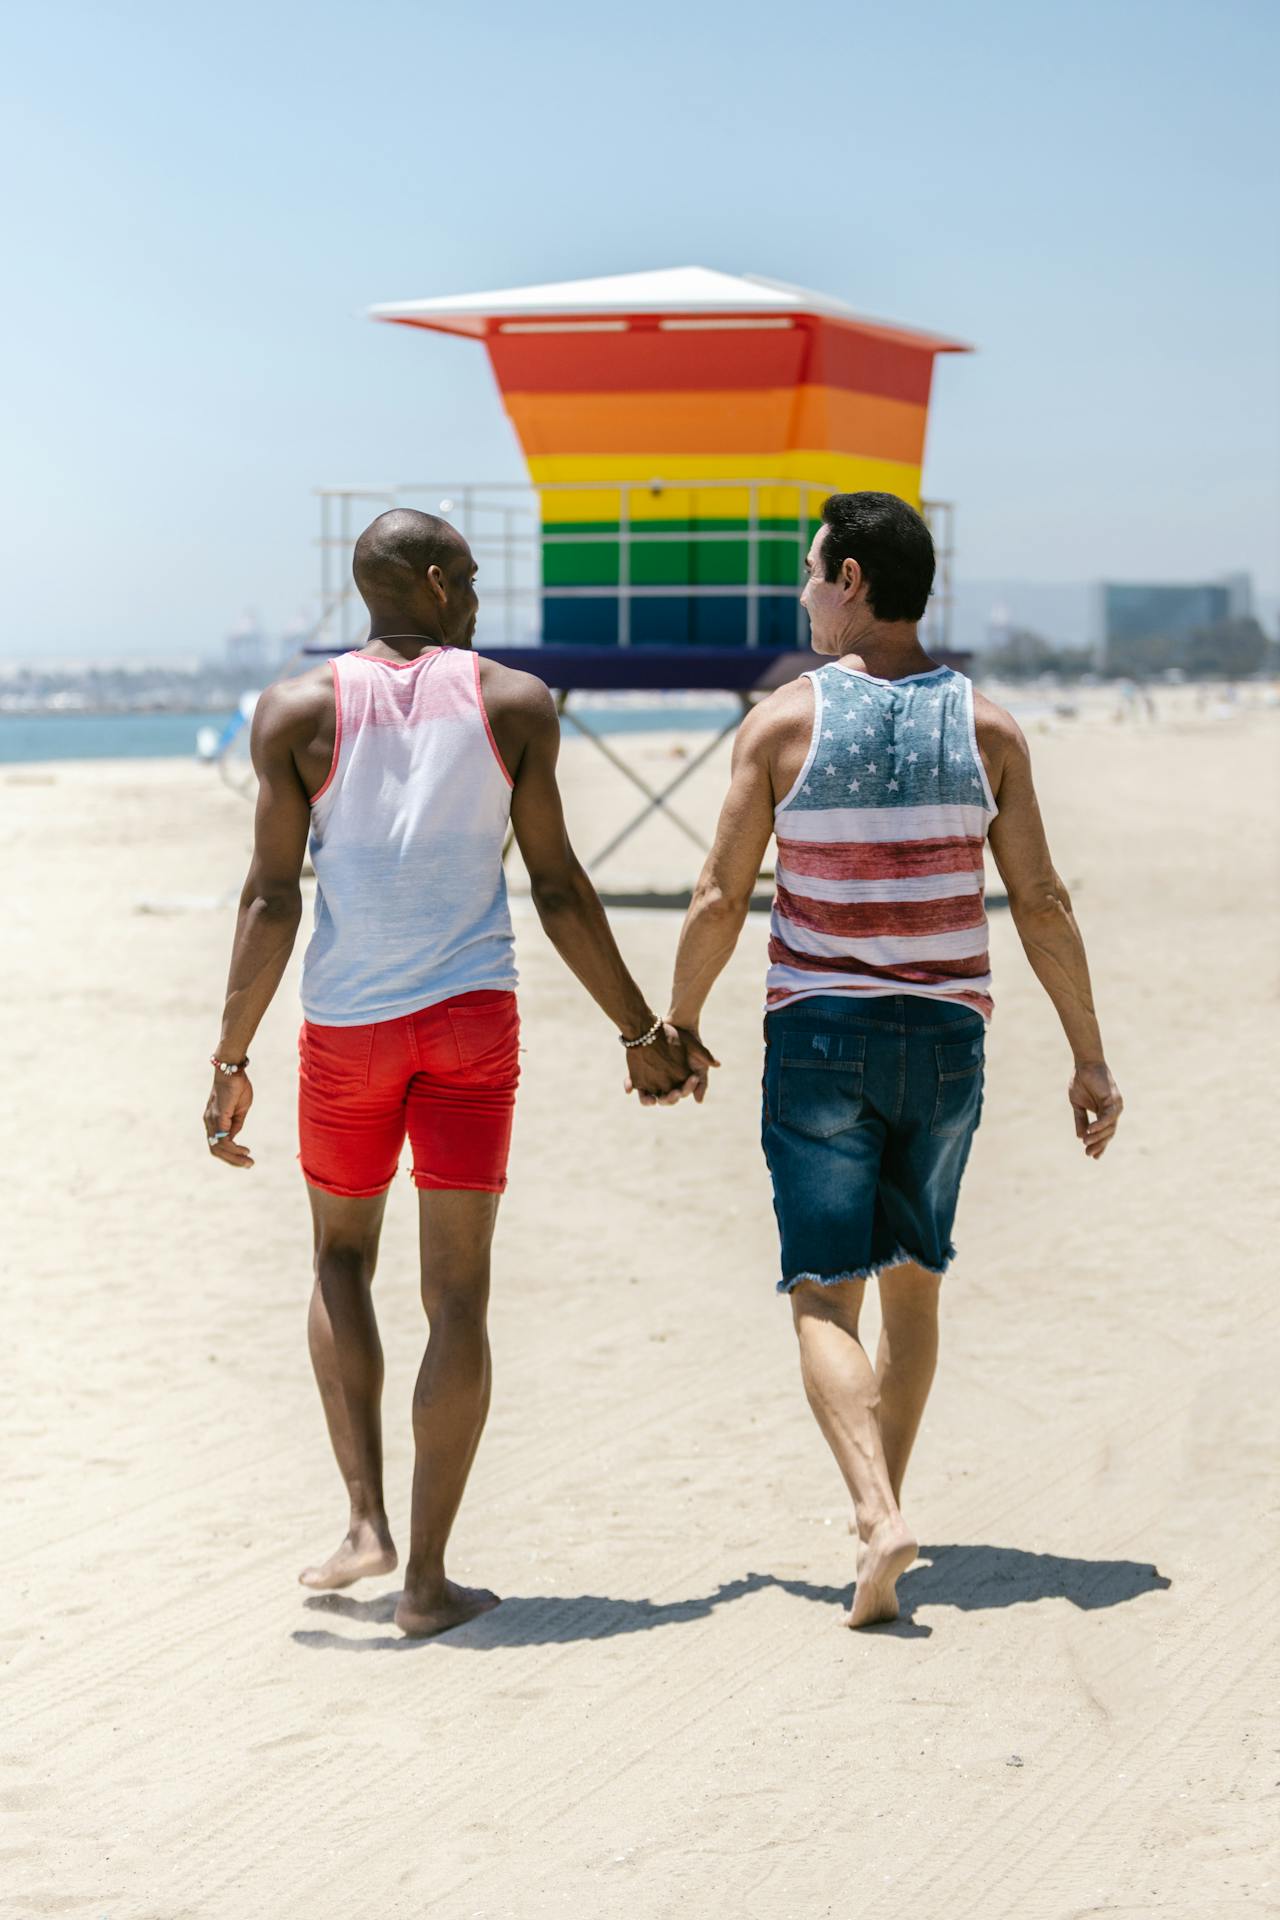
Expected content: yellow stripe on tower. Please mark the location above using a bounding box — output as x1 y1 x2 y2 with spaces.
531 451 923 523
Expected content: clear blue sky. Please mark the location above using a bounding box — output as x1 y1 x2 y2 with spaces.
2 0 1276 660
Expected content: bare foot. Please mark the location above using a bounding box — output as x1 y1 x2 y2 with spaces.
847 1517 917 1628
299 1521 397 1591
394 1580 501 1638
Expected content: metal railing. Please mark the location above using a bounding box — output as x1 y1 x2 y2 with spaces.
314 479 957 656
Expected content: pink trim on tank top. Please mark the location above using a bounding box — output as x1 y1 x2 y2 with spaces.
359 649 441 669
472 653 514 788
308 660 343 805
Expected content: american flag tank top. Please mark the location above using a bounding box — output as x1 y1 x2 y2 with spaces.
766 662 999 1021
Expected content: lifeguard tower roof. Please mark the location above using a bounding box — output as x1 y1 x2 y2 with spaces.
369 265 970 355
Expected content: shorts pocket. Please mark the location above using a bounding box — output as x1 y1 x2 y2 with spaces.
448 995 521 1077
776 1030 867 1140
299 1021 377 1093
931 1035 984 1137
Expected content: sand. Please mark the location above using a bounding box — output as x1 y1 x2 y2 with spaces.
3 684 1278 1918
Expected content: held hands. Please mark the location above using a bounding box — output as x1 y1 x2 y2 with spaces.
624 1022 721 1108
1068 1060 1123 1159
203 1070 255 1169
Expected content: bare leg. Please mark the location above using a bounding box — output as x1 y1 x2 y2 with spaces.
875 1263 941 1504
790 1280 917 1628
299 1188 397 1590
394 1189 503 1638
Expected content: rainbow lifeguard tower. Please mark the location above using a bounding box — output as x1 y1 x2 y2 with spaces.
306 268 970 867
358 266 969 666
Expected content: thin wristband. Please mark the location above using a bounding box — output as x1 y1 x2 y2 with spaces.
210 1053 249 1075
619 1018 663 1050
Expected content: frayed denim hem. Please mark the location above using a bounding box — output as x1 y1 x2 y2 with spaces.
776 1243 955 1294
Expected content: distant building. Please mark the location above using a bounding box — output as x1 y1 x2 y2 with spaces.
1220 573 1254 620
225 611 267 679
1099 576 1252 668
279 611 313 669
985 601 1012 651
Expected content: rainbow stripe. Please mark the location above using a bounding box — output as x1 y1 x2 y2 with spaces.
374 271 968 652
483 318 939 647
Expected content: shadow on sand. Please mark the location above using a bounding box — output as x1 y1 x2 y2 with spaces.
900 1543 1171 1614
293 1572 846 1654
291 1545 1168 1652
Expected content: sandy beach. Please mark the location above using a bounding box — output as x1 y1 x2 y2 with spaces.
3 684 1278 1917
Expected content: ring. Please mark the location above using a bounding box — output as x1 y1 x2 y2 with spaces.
208 1131 229 1144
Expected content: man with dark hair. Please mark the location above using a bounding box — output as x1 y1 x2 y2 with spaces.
203 509 694 1637
815 490 937 621
663 490 1123 1629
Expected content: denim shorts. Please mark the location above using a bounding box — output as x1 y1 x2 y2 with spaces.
761 995 985 1292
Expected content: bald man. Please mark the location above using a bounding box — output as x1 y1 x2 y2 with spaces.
204 511 694 1637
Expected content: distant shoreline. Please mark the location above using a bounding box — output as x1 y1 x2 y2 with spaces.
0 710 234 766
3 682 1273 769
0 700 743 766
0 705 229 719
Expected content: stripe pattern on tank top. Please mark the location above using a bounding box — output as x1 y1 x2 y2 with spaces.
766 663 998 1021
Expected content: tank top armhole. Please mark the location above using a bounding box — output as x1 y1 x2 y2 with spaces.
962 674 999 818
471 653 514 790
309 659 343 806
773 670 823 816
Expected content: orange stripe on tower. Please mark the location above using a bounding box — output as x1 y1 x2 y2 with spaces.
503 387 929 465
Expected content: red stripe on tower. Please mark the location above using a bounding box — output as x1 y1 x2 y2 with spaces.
485 320 934 405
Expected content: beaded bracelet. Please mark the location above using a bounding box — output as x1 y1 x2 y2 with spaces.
619 1019 663 1051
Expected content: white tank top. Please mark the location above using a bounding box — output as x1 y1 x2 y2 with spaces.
300 648 518 1026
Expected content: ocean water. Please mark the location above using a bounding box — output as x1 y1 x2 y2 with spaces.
0 701 742 766
0 711 236 764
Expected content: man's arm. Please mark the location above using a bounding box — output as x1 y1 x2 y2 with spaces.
982 701 1123 1158
203 685 313 1168
664 702 778 1094
507 680 693 1104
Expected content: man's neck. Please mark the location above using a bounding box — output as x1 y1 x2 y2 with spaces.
828 616 935 682
361 621 465 662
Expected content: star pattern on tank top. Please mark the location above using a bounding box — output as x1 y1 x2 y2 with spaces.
787 665 989 813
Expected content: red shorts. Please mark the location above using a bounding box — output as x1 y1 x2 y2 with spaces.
298 991 520 1199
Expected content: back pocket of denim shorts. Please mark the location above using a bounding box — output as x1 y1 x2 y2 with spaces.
931 1035 984 1137
777 1031 866 1140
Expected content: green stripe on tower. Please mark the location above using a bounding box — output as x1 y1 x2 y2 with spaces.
542 518 807 589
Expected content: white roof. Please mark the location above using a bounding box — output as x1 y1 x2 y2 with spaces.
369 265 968 349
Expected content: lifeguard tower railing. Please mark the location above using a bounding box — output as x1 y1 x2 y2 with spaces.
314 479 957 659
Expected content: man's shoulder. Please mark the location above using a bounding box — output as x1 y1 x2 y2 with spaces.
477 655 556 717
253 664 334 743
970 684 1032 791
736 673 814 753
971 684 1027 745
